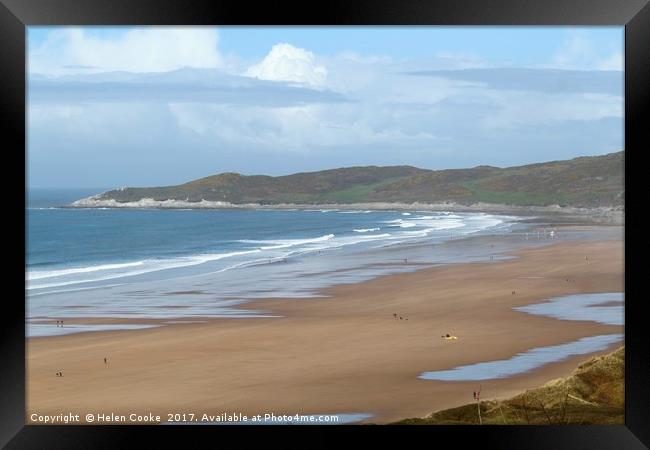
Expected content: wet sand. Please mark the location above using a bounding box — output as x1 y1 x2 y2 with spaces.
26 234 623 424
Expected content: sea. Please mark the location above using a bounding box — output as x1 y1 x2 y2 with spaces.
27 188 567 337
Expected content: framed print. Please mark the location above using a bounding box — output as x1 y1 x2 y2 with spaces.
1 0 648 448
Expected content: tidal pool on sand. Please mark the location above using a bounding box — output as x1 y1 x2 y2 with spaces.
418 334 623 381
514 292 624 325
419 292 624 381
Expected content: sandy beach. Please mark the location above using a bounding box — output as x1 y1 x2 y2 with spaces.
26 230 623 424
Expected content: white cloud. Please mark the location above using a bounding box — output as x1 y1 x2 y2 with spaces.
29 27 222 75
597 52 624 71
244 43 327 87
434 51 490 69
548 31 623 71
551 31 595 69
337 51 392 65
168 102 439 151
479 91 623 130
32 63 622 156
29 104 85 121
29 68 346 106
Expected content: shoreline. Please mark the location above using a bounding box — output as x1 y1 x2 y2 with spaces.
27 223 611 339
26 232 623 424
64 199 624 225
27 224 619 337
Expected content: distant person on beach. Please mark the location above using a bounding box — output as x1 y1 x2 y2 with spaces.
104 357 107 364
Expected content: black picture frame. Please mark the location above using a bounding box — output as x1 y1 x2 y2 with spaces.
2 0 648 447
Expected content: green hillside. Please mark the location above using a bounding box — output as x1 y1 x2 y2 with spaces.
88 151 623 207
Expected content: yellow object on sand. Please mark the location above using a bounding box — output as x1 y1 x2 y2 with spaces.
442 335 458 340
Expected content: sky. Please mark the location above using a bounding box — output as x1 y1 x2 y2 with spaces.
27 26 624 188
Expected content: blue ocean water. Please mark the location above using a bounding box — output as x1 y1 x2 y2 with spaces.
28 205 513 290
26 189 541 336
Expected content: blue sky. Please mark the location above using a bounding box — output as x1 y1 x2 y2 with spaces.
27 26 623 188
